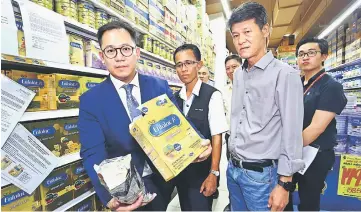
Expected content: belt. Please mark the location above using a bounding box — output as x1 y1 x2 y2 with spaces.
231 158 277 173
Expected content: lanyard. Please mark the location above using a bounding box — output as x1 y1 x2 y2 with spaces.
304 73 326 96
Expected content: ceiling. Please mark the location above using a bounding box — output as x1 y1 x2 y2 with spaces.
206 0 354 54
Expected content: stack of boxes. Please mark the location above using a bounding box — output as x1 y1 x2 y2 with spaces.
325 30 337 69
1 70 105 112
149 0 165 41
336 24 347 66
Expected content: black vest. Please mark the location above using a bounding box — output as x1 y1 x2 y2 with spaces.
175 83 217 141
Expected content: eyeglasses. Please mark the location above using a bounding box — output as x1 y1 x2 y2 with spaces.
102 45 135 59
175 60 199 70
297 50 321 58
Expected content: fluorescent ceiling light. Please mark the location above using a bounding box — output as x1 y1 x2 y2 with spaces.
221 0 231 20
318 0 361 39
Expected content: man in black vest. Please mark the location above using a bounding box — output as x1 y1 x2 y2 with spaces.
172 44 228 211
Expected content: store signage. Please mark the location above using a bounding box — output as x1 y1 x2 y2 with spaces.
337 154 361 198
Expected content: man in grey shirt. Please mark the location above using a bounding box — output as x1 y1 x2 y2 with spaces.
227 2 304 211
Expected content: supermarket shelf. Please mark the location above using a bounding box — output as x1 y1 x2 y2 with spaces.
140 48 174 66
326 58 361 72
64 17 98 40
344 86 361 90
56 189 96 212
90 0 148 34
1 153 82 187
20 109 79 122
343 75 361 80
169 82 183 87
2 57 109 77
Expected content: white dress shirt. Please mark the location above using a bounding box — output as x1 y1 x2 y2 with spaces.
222 83 233 134
110 73 152 177
179 79 228 136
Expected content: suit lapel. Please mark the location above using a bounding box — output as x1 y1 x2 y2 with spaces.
139 74 153 104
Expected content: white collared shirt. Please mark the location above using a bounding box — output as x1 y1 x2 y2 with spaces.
222 82 233 134
179 79 229 136
110 72 152 177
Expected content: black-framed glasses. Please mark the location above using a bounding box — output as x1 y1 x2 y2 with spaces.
175 60 199 70
102 45 136 59
297 50 321 58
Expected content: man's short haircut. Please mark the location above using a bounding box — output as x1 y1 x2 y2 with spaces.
173 44 201 62
97 21 137 48
296 37 329 57
225 54 242 65
228 2 268 31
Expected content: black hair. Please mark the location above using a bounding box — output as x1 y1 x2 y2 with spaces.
97 21 137 48
225 54 242 65
228 2 268 31
173 44 201 62
296 37 328 57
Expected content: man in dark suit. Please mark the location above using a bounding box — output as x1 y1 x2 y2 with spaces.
78 21 212 211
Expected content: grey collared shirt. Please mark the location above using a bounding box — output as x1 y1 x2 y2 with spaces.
230 51 305 176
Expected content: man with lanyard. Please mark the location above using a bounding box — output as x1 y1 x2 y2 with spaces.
285 38 347 211
227 2 305 211
173 44 228 211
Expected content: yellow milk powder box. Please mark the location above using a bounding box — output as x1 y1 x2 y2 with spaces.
60 117 81 155
3 70 56 111
130 94 207 181
22 119 62 157
1 185 42 211
40 165 73 211
79 76 105 95
71 161 93 198
68 195 95 211
55 74 81 109
68 34 85 66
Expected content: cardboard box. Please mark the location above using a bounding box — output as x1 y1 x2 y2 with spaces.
164 8 176 28
69 195 95 211
2 70 57 111
60 117 81 156
125 0 136 23
71 161 93 198
110 0 125 15
55 74 81 109
79 76 104 95
135 2 149 31
130 94 207 181
40 165 73 211
22 119 62 157
149 15 165 41
1 185 42 211
149 0 164 22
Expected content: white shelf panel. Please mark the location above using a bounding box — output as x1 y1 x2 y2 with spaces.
20 109 79 122
2 153 82 187
56 189 96 212
140 48 174 66
90 0 148 34
45 61 109 76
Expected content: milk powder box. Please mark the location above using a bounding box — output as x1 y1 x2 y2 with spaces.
146 60 155 77
137 58 146 75
3 70 57 111
68 34 85 66
85 40 106 70
125 0 136 23
40 165 73 211
60 117 81 156
149 0 164 22
109 0 125 16
347 135 361 156
135 2 149 32
55 74 81 109
79 76 104 95
68 195 95 211
1 185 42 211
154 63 162 79
334 134 348 155
22 119 62 157
347 115 361 136
130 94 207 181
71 161 93 198
336 115 348 135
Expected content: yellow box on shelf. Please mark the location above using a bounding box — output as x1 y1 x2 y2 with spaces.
1 185 42 211
55 74 81 109
130 94 207 181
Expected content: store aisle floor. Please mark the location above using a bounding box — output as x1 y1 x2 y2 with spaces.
167 143 230 211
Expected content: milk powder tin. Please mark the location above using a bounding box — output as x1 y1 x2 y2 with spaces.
55 0 78 21
78 0 95 28
347 135 361 156
68 34 85 66
334 134 348 155
95 8 109 30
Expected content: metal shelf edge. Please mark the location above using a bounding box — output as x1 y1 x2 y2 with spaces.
20 109 79 122
56 190 96 212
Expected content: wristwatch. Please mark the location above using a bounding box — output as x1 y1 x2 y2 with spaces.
278 180 296 192
210 170 220 177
